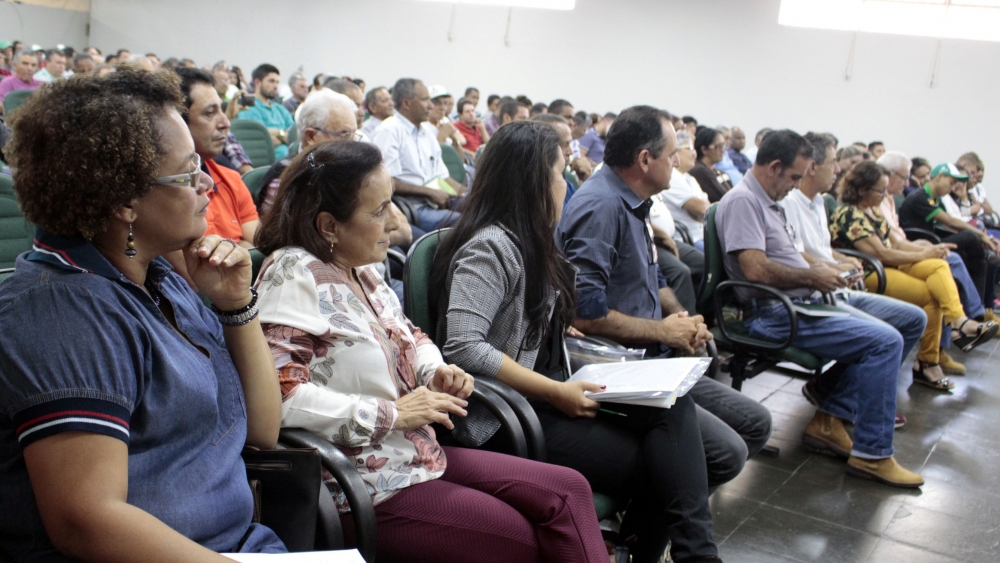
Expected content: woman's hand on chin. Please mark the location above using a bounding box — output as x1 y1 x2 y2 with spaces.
185 235 252 310
428 364 475 400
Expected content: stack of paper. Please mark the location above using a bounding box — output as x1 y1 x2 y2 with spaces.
569 357 711 408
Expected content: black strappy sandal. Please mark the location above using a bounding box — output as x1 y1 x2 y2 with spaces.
952 319 999 353
912 361 955 392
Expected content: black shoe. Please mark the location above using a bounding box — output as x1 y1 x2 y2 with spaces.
801 379 821 407
952 319 999 353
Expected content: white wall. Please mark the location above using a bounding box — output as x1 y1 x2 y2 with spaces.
0 1 89 53
88 0 1000 199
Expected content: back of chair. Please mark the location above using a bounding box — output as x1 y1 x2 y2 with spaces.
0 267 15 285
3 90 33 118
403 229 449 335
241 166 272 202
696 204 727 325
0 175 32 269
230 119 277 168
440 143 466 186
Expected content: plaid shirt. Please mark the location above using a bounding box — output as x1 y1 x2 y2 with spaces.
223 133 253 169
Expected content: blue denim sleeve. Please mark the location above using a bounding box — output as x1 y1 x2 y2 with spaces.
0 284 138 447
558 195 620 320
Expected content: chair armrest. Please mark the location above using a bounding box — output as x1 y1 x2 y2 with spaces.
835 248 886 294
673 222 693 245
474 377 547 462
705 339 720 380
714 280 798 351
904 227 941 244
278 429 377 563
466 384 529 459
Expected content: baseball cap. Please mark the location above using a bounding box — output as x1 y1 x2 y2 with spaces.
0 41 11 50
931 163 969 181
428 85 451 100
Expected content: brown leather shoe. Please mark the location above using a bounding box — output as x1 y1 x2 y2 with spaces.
846 455 924 488
802 411 852 459
939 350 966 375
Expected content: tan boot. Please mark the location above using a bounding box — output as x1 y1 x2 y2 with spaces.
939 350 966 376
802 411 852 459
984 310 1000 339
846 455 924 488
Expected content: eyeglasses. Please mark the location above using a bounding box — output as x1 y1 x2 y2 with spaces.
315 127 355 140
892 171 908 182
154 154 201 190
870 188 887 197
707 143 727 151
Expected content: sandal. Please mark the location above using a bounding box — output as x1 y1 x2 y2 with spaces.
912 362 955 392
952 319 999 353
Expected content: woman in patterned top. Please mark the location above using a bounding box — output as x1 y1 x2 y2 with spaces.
829 161 996 391
253 140 609 563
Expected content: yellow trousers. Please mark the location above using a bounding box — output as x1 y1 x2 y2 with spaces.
864 258 963 364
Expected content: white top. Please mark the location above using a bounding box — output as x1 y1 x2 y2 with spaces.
360 116 382 138
780 188 836 263
371 113 449 187
942 193 963 220
971 184 988 216
660 170 708 244
649 193 676 239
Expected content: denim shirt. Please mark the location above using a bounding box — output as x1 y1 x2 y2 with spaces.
0 230 283 561
557 165 667 351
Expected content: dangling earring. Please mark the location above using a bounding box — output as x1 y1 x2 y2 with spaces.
125 223 137 258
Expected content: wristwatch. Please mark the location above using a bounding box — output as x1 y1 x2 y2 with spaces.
277 130 286 143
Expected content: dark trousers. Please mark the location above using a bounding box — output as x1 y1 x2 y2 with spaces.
657 242 705 314
942 230 987 300
339 447 608 563
535 394 718 563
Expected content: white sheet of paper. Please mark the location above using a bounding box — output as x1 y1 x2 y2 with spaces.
222 551 365 563
570 358 709 401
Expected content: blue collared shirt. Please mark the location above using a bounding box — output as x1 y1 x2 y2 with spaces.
557 165 666 328
0 230 283 561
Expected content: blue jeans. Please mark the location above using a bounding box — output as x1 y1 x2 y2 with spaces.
747 297 911 458
414 203 459 232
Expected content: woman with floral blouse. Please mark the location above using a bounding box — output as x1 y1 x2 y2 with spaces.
253 140 609 563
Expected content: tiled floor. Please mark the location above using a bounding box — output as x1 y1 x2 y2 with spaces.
712 337 1000 563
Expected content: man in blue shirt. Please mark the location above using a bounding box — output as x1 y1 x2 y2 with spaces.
237 63 294 159
557 105 772 496
579 112 614 164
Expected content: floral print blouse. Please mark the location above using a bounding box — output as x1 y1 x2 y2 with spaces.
255 247 447 512
829 204 890 277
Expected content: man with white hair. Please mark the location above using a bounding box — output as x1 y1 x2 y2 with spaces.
0 50 41 113
283 73 309 115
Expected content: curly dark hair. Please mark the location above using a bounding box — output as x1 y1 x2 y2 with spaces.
6 65 184 239
839 160 887 206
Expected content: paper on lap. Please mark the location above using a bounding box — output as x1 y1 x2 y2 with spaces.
569 358 710 407
222 551 365 562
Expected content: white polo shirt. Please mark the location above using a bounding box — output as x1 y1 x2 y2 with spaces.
780 188 836 263
371 113 449 187
660 170 708 244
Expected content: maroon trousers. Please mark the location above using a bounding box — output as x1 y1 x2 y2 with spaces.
340 446 608 563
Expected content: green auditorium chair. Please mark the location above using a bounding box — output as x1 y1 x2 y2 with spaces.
2 90 33 118
230 119 277 168
241 166 272 202
0 174 33 269
440 143 467 186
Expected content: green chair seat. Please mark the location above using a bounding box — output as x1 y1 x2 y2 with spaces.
0 175 33 269
440 143 466 186
241 166 272 202
230 119 277 168
3 89 34 118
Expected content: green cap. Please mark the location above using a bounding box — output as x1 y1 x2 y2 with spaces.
0 41 12 50
931 162 969 181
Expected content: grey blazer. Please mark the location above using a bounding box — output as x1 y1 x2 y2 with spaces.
437 224 555 376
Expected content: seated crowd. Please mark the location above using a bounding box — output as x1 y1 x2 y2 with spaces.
1 44 999 563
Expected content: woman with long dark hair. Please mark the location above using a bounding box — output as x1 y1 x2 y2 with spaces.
431 122 720 563
689 127 732 202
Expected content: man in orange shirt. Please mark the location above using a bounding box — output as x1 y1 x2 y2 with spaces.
176 67 259 247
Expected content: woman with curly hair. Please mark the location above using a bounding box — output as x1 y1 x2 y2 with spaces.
829 161 998 392
0 66 286 561
254 139 609 563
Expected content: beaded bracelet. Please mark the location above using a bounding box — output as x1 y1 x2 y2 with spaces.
210 288 259 326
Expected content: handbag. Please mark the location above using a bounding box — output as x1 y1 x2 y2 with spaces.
242 446 341 552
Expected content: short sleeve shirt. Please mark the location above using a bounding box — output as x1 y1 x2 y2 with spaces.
660 170 708 244
716 172 815 300
0 230 283 561
205 159 260 242
829 205 889 277
780 188 835 263
237 100 295 159
579 128 606 163
372 114 449 187
0 75 41 101
898 184 945 230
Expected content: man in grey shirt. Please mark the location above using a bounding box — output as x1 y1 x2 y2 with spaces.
716 129 924 488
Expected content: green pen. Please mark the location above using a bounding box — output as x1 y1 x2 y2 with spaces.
598 408 627 417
